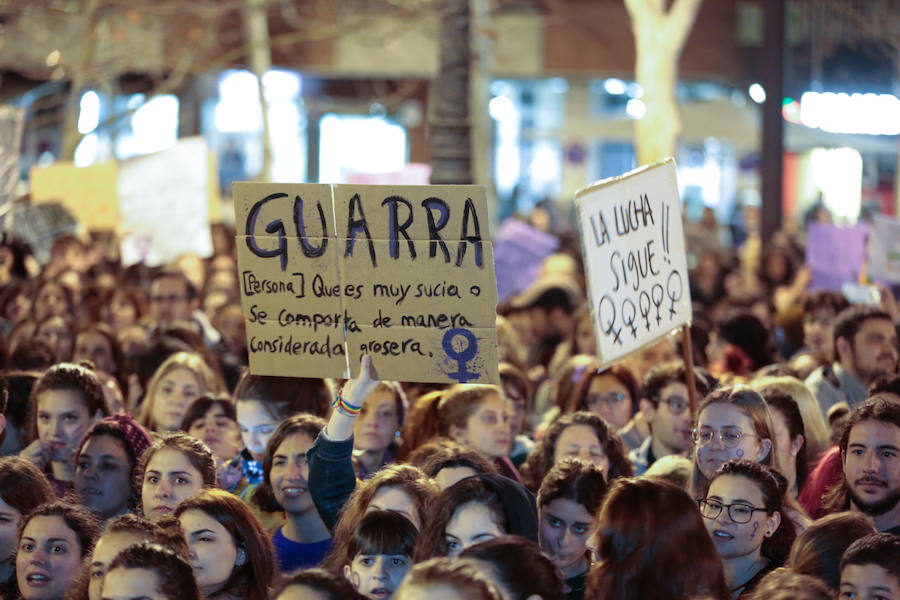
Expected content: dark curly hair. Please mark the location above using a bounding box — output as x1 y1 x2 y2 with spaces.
270 568 364 600
520 411 632 493
105 542 200 600
134 432 217 515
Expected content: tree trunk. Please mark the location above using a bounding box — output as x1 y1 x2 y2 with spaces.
624 0 702 165
243 0 274 181
60 0 101 161
429 0 472 185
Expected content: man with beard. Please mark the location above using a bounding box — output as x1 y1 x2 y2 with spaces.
825 396 900 534
806 306 898 416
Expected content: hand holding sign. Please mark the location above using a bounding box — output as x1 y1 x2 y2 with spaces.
576 159 692 368
233 182 500 384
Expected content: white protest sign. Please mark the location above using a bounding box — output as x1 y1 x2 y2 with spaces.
118 136 213 266
867 215 900 284
576 158 691 368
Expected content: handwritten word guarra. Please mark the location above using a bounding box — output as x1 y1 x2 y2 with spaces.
245 192 485 270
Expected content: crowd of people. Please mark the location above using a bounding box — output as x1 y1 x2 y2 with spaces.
0 204 897 600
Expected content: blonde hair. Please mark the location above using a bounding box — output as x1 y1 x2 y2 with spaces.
750 376 830 459
137 352 224 431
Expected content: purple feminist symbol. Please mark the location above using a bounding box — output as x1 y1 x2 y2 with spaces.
750 521 759 540
736 448 745 459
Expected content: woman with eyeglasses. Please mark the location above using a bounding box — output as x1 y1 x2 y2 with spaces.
699 460 796 598
689 386 780 498
566 363 640 432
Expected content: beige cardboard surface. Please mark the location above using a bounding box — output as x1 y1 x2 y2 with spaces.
234 182 499 383
30 161 119 230
575 158 692 369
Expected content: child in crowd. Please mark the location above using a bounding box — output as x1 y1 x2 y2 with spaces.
352 381 407 479
838 533 900 600
21 362 109 496
322 464 437 571
339 510 417 600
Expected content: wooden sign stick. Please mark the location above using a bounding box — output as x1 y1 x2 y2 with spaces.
681 323 698 415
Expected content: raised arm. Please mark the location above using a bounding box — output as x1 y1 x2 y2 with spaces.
307 355 380 531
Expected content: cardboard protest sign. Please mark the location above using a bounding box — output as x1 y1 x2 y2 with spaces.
493 218 560 303
233 183 499 384
0 106 24 209
30 161 119 231
118 137 214 266
867 215 900 284
806 223 870 291
576 159 691 369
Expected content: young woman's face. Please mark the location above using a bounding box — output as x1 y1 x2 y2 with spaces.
187 404 242 461
703 474 778 561
553 424 610 479
88 531 150 600
108 293 138 330
344 553 412 600
235 399 279 461
150 368 201 431
452 393 511 460
73 332 116 375
770 407 800 490
36 389 95 463
34 283 68 322
367 486 419 529
101 567 167 600
16 515 83 600
444 502 504 558
141 448 205 520
36 317 74 363
0 496 22 562
695 403 769 479
270 432 315 516
354 389 400 455
75 434 133 519
539 498 593 578
179 509 238 594
585 374 632 430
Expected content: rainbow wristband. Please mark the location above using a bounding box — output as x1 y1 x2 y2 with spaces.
333 389 363 416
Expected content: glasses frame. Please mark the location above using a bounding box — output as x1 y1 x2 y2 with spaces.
697 499 768 524
657 394 690 415
690 427 759 448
